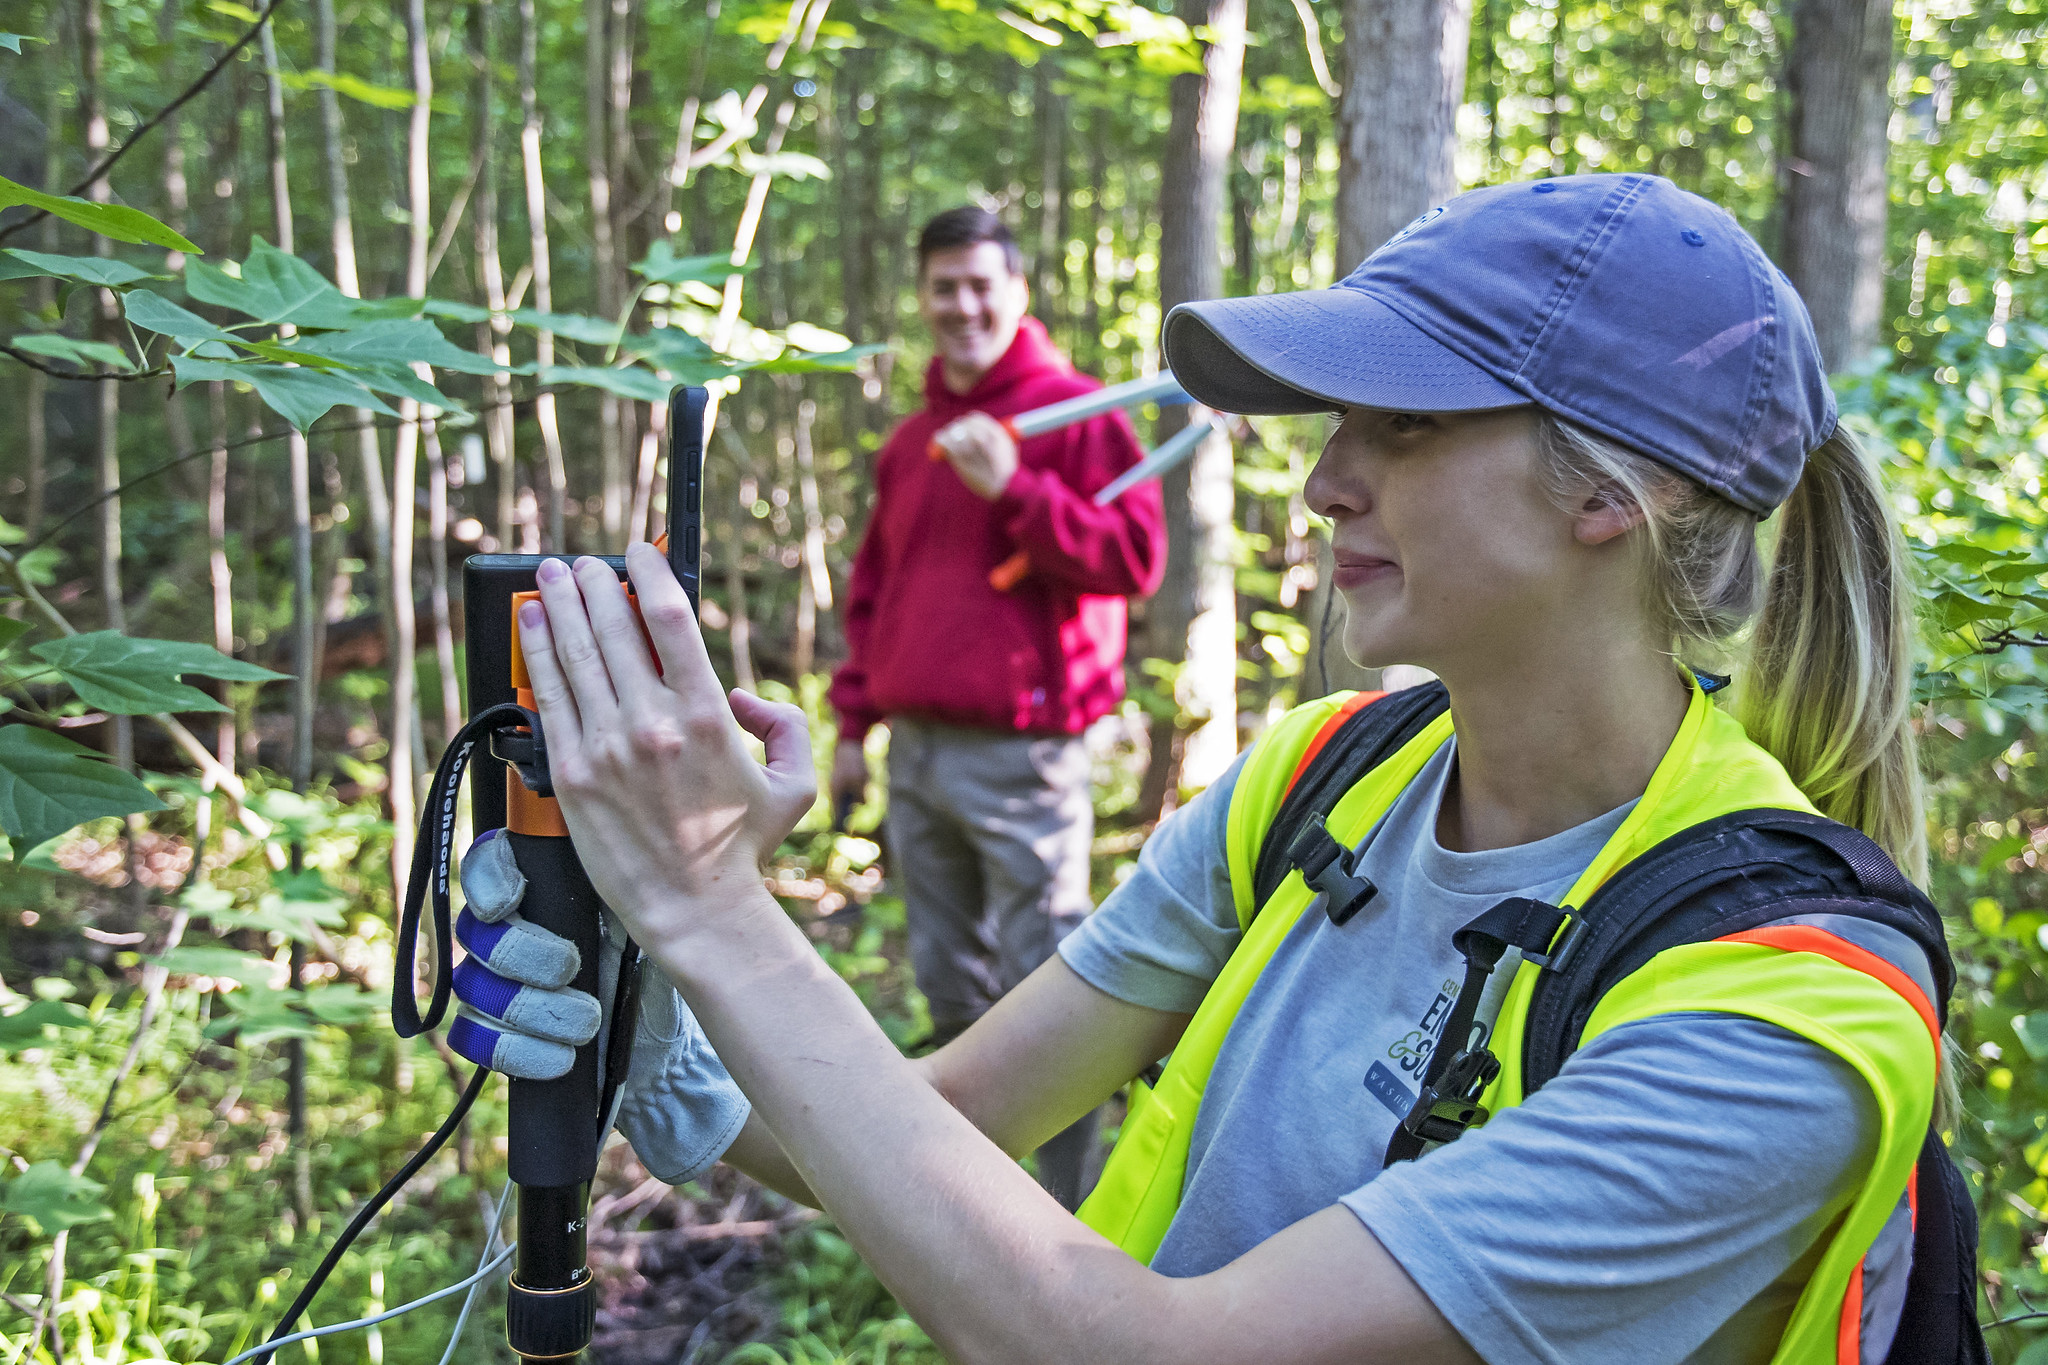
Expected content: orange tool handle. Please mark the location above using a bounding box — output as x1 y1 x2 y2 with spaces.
989 551 1031 592
928 416 1021 461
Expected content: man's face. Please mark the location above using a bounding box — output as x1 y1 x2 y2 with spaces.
918 241 1030 387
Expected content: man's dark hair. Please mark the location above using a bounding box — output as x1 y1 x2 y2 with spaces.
917 206 1024 279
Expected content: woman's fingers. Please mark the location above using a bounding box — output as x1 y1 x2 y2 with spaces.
730 689 819 826
625 542 726 703
533 556 620 725
515 598 584 755
574 552 664 704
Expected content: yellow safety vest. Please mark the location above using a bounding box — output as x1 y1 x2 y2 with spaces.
1077 679 1941 1365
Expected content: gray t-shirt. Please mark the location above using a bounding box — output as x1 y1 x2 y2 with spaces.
1059 741 1891 1365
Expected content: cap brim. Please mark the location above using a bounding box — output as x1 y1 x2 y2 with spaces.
1163 289 1530 416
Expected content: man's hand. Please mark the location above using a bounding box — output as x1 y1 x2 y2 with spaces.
931 411 1019 500
830 738 869 810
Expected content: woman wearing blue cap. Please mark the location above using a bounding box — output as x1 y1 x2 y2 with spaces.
467 175 1962 1364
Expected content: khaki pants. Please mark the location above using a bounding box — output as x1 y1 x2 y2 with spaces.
886 716 1099 1208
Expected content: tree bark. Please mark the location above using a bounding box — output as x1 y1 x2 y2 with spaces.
470 0 517 546
1781 0 1894 371
208 384 236 771
392 0 433 917
1333 0 1473 273
518 0 568 550
586 0 624 542
1141 0 1246 815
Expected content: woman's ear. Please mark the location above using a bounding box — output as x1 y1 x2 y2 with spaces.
1572 491 1646 546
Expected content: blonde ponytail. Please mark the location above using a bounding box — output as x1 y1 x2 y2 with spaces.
1738 430 1926 883
1537 417 1926 883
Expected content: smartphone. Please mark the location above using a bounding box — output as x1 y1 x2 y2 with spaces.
668 385 708 614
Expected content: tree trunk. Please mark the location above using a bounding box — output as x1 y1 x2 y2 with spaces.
1317 0 1472 697
1781 0 1893 371
1333 0 1473 273
1034 64 1064 327
427 423 461 741
470 0 517 546
208 383 236 770
392 0 433 917
1141 0 1246 816
518 0 567 551
585 0 624 543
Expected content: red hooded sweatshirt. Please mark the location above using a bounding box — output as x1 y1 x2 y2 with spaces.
830 317 1168 739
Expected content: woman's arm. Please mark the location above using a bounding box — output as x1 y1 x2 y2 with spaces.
518 546 1477 1365
724 956 1192 1204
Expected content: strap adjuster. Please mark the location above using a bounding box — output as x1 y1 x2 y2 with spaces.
1399 1046 1501 1146
1288 815 1379 926
1523 914 1586 974
489 706 553 796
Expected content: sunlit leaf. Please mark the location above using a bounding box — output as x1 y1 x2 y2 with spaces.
0 999 90 1055
171 355 401 431
0 33 45 53
152 945 274 987
505 309 625 346
755 343 889 374
0 619 29 655
6 333 135 372
632 240 754 286
0 174 200 253
1 1162 112 1234
121 289 243 344
536 364 675 403
31 631 288 716
280 69 424 110
0 248 168 287
288 318 505 375
0 724 165 857
185 240 419 330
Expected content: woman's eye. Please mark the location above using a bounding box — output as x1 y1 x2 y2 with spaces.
1386 412 1433 435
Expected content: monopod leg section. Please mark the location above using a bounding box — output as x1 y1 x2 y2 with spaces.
504 830 606 1360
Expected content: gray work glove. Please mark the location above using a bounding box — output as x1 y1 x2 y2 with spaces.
447 828 751 1184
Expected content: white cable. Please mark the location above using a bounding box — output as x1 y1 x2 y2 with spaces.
435 1179 517 1365
219 1242 516 1365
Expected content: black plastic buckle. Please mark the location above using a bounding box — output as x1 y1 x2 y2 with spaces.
1399 1047 1501 1145
1523 914 1586 974
489 706 553 797
1289 815 1379 926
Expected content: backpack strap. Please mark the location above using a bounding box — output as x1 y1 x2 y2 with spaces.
1518 809 1954 1094
1250 681 1451 919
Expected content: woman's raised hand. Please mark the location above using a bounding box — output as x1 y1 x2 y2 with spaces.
516 542 818 947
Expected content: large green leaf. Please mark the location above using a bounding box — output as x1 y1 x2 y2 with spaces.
0 248 168 288
0 618 30 654
506 309 625 346
0 999 90 1055
280 69 426 109
537 364 676 403
185 240 418 330
755 343 890 374
152 945 275 987
31 631 288 715
0 33 45 54
289 318 506 375
6 333 135 372
0 724 165 856
632 240 754 287
1 1162 112 1235
122 289 243 344
0 174 200 253
171 355 401 431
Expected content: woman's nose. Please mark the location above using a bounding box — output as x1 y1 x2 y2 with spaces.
1304 447 1367 521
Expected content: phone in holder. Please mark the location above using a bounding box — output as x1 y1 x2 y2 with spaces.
455 383 709 1360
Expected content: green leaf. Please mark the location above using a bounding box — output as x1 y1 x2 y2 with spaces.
288 318 505 375
208 984 318 1043
279 69 423 110
0 33 46 53
6 333 135 372
31 631 288 715
300 984 379 1025
152 945 274 986
122 289 243 344
536 364 676 403
505 309 625 346
0 619 30 655
185 241 419 330
171 355 401 431
1 1163 112 1235
632 241 754 287
755 343 889 374
0 174 201 253
1930 590 2011 632
0 248 168 288
0 999 90 1054
2013 1013 2048 1063
0 723 165 858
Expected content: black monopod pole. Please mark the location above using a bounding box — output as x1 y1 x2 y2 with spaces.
460 386 709 1361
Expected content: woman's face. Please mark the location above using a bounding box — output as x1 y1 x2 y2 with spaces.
1305 406 1626 676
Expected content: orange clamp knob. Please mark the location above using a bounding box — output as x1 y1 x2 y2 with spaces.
989 551 1031 592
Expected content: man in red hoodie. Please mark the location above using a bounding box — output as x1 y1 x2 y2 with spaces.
829 207 1167 1204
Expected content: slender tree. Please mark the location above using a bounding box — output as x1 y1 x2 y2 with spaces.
517 0 568 550
470 0 517 546
1143 0 1246 812
586 0 624 540
391 0 433 914
1782 0 1894 370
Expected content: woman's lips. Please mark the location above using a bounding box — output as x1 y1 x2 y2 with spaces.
1331 555 1398 591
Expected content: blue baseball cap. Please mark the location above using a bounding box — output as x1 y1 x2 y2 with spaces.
1163 173 1834 515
